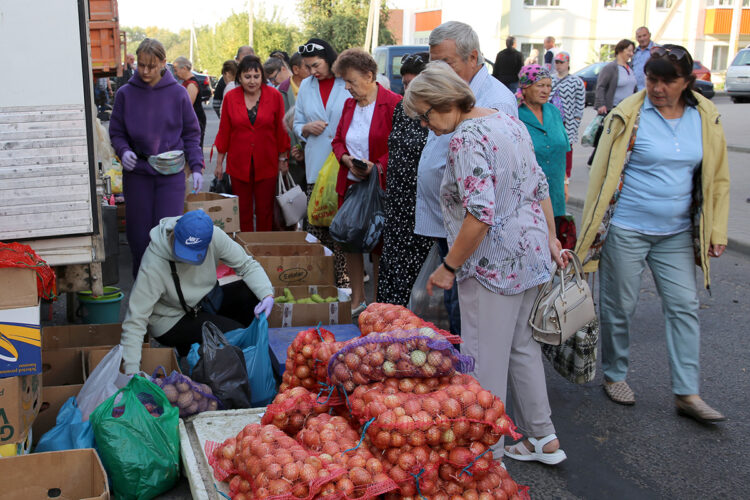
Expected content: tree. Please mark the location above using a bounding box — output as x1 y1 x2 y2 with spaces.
298 0 395 53
122 9 303 77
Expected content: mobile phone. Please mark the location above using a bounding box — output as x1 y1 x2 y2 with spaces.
351 158 368 171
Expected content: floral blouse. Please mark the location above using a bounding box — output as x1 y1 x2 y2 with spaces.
441 112 554 295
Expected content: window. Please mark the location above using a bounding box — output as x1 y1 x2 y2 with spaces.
712 45 728 71
705 0 737 6
520 43 545 65
656 0 673 8
524 0 560 5
604 0 628 7
731 49 750 66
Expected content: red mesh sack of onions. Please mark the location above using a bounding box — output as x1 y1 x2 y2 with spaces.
374 440 495 487
281 327 337 392
296 413 398 499
350 378 520 450
327 330 474 392
261 387 332 436
383 458 528 500
357 303 461 344
207 423 345 500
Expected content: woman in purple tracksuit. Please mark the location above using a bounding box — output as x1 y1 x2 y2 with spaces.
109 38 204 276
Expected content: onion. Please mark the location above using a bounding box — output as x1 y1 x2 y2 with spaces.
477 390 494 409
453 419 471 437
282 462 299 481
441 398 461 418
382 360 397 377
466 403 485 421
460 390 477 407
268 479 290 496
337 477 355 496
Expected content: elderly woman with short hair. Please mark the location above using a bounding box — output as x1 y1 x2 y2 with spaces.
331 48 402 314
576 45 730 422
173 56 207 148
404 61 568 465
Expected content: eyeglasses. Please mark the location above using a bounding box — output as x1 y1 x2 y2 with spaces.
401 53 425 65
298 42 325 54
554 60 566 64
268 71 280 84
650 46 688 62
416 106 433 124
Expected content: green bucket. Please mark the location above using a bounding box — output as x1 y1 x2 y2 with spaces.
77 288 124 324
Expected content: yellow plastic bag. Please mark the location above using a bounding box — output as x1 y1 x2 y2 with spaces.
307 152 339 227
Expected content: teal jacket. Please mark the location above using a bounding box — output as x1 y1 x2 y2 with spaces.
519 103 570 217
120 216 273 374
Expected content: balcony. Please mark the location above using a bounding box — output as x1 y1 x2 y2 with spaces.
704 8 750 35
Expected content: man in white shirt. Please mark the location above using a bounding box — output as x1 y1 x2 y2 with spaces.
414 21 517 338
543 36 556 70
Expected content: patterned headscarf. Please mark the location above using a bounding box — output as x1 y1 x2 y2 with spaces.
554 51 570 64
515 64 552 106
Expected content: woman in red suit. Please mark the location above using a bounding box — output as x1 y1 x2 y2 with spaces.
331 48 402 314
214 55 290 231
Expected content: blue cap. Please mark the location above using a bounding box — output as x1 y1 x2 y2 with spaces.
173 210 214 264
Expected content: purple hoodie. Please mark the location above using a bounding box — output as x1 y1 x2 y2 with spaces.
109 70 203 174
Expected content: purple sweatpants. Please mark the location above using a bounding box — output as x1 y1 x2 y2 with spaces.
123 171 185 277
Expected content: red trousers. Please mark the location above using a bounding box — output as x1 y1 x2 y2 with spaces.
230 175 275 232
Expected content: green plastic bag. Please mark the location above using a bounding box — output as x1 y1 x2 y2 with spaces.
307 151 340 226
90 375 180 500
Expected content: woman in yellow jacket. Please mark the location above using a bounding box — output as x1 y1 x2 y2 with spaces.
575 45 729 423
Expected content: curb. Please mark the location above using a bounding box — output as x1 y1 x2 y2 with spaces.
567 196 750 257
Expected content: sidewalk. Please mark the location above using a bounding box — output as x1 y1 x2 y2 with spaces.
570 104 750 256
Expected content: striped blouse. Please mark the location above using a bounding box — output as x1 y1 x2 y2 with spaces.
441 112 554 295
551 74 586 144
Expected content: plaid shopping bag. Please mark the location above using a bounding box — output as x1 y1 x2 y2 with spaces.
541 319 599 384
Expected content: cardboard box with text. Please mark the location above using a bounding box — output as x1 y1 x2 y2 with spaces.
0 374 41 444
185 192 240 233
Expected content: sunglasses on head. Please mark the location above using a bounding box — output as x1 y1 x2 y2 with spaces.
299 42 325 54
650 46 688 62
401 53 425 65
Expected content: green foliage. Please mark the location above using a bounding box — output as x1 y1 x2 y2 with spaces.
121 8 302 77
587 44 615 64
298 0 395 53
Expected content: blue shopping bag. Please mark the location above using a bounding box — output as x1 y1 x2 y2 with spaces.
35 396 95 452
187 314 276 407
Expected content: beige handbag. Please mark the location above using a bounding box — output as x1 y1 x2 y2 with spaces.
275 172 307 226
529 250 596 346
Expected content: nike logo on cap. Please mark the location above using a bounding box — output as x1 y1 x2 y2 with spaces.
185 236 203 246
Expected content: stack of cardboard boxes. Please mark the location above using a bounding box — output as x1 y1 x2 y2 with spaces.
234 232 352 327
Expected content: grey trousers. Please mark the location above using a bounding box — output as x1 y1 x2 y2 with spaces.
458 278 556 446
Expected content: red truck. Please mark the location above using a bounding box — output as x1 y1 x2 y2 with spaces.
89 0 125 77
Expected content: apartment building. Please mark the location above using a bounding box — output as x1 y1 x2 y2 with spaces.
389 0 750 74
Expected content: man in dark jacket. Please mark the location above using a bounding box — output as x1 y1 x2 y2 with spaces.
492 36 524 93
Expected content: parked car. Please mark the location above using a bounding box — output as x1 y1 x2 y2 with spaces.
572 62 606 106
725 47 750 103
572 60 714 105
165 63 212 103
692 60 711 82
374 45 429 95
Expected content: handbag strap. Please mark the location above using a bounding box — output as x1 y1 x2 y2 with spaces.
277 172 287 195
169 261 197 318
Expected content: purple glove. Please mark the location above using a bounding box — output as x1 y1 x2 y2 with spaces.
192 171 203 192
121 150 137 171
254 295 274 318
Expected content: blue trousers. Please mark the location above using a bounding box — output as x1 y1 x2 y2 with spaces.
599 226 701 395
436 238 461 337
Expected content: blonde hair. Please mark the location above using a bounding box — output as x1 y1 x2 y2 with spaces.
403 61 475 118
173 56 192 71
136 38 166 62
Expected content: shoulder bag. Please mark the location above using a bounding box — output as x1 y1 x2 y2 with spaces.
529 250 596 346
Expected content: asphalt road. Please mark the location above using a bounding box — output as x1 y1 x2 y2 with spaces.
123 100 750 499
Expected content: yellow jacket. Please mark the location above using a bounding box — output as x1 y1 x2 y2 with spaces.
575 90 730 288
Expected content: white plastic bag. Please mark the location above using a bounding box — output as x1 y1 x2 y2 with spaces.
76 345 131 421
408 243 443 318
581 114 604 147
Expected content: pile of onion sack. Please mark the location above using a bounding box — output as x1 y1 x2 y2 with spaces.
206 308 529 499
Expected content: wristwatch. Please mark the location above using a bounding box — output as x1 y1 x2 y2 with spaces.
442 258 457 274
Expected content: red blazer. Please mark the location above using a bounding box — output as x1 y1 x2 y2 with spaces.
214 85 290 182
332 84 402 197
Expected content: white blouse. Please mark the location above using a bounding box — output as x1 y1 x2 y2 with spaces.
345 101 376 181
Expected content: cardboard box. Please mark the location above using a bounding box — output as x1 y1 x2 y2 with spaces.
236 231 315 246
256 255 335 287
245 243 325 257
42 323 123 351
41 348 86 387
85 347 180 378
185 192 240 233
269 285 350 327
0 448 110 499
0 301 41 377
0 268 37 310
32 384 83 444
0 374 41 444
